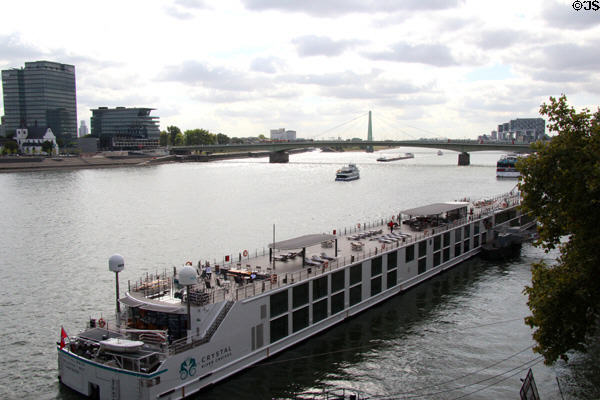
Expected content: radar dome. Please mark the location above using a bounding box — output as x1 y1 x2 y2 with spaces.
179 266 197 286
109 254 125 273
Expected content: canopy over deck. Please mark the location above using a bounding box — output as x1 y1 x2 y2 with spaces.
400 202 469 217
269 233 336 250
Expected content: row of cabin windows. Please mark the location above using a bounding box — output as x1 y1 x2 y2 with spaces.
270 254 400 343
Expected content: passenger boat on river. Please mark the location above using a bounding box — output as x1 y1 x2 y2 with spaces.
58 191 528 400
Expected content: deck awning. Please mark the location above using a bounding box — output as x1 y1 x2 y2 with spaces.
400 202 469 217
269 233 336 250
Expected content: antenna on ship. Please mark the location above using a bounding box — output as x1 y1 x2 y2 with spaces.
178 265 197 333
108 254 125 325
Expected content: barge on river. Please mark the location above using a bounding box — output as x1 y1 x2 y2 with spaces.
58 190 530 400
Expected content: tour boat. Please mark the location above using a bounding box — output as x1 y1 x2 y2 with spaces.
335 163 360 181
376 153 414 162
57 191 530 400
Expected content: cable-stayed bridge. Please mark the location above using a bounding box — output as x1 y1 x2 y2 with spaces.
171 111 533 165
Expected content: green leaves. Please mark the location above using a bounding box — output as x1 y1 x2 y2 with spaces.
519 95 600 364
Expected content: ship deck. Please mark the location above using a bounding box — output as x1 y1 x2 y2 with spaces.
125 191 520 309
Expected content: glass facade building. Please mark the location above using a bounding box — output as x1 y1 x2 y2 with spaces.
1 61 77 140
91 107 160 150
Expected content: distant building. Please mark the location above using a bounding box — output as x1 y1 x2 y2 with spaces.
90 107 160 150
79 120 89 137
15 126 59 154
1 61 77 140
495 118 545 142
270 128 296 141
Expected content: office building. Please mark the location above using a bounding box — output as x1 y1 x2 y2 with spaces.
270 128 296 141
1 61 77 140
496 118 545 142
91 107 160 150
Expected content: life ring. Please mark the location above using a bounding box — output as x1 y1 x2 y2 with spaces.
243 250 248 257
357 223 361 229
270 274 277 283
381 243 386 250
501 202 508 208
323 261 329 269
185 261 192 266
98 318 106 328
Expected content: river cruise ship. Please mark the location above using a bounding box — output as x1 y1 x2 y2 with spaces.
496 153 522 179
57 191 529 400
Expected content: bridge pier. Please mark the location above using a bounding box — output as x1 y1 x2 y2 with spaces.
458 152 470 166
269 151 289 163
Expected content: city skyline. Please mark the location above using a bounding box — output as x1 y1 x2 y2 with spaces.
0 0 598 140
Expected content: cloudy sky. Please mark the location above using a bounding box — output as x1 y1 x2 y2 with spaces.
1 0 598 139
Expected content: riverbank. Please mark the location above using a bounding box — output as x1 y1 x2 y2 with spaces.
0 155 162 173
0 148 314 173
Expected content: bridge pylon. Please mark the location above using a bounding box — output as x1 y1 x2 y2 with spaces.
366 110 374 153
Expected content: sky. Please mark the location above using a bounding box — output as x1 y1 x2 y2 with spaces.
0 0 599 140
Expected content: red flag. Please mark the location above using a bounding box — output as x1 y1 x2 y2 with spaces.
60 326 69 349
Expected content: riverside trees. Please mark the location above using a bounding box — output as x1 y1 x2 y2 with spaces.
518 95 600 364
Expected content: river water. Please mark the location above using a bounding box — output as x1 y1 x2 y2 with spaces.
1 149 598 399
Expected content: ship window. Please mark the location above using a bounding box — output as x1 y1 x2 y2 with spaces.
371 277 382 296
371 256 382 276
482 232 487 245
405 245 415 262
443 247 450 262
313 276 328 300
270 290 288 318
474 235 480 248
387 269 397 289
387 251 397 269
433 251 441 267
455 228 462 242
313 299 328 323
464 240 470 252
350 264 362 285
331 270 345 293
418 258 427 274
464 225 471 238
293 283 309 309
256 324 263 348
293 307 309 333
418 241 427 258
349 285 362 306
455 243 462 257
474 223 480 235
331 292 345 314
433 235 441 251
270 315 288 343
443 232 450 247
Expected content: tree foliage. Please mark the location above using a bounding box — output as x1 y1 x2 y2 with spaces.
184 129 215 145
166 126 181 146
518 95 600 364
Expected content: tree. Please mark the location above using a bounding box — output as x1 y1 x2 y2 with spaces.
518 95 600 365
166 126 181 146
41 140 54 155
184 129 215 145
2 140 18 154
159 131 168 146
216 133 230 144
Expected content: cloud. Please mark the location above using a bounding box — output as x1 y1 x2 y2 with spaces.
0 34 44 61
475 29 525 50
160 61 271 91
542 43 600 71
292 35 364 57
542 0 600 30
250 56 285 73
365 42 458 66
241 0 462 17
284 70 379 87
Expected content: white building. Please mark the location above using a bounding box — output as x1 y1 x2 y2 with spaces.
15 126 59 155
79 120 89 137
270 128 296 141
